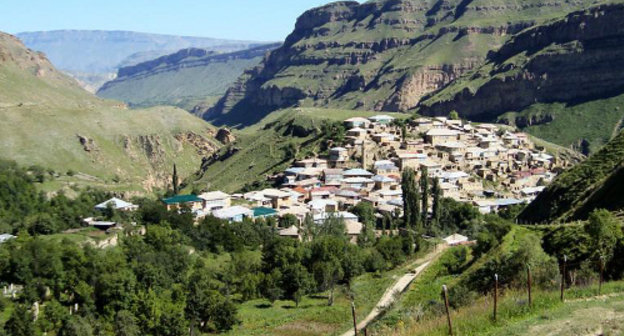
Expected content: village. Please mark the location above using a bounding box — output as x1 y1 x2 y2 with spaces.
84 114 569 244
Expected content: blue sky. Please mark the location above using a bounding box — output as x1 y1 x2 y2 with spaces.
2 0 364 41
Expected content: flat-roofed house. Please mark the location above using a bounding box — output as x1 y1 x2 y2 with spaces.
262 189 293 209
323 169 344 183
199 191 231 210
345 220 363 244
279 226 302 241
426 128 460 145
294 158 328 169
372 175 396 190
343 168 374 178
213 206 254 222
329 147 349 168
347 127 367 140
372 132 395 143
341 177 374 191
162 195 203 211
344 117 371 128
396 152 427 170
368 114 395 125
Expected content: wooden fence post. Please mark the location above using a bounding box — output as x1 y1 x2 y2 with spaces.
443 285 453 336
527 265 532 307
351 301 358 336
493 274 498 322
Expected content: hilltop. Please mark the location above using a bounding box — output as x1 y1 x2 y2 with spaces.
0 31 221 192
202 0 606 128
419 3 624 153
17 30 266 91
97 43 280 111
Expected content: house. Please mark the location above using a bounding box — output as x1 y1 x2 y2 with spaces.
372 132 395 143
213 206 254 222
341 177 374 190
294 158 328 169
347 127 368 139
374 163 400 176
95 198 138 212
279 226 302 241
426 128 460 145
335 189 361 207
345 220 363 244
162 195 203 211
343 168 374 178
443 233 469 246
372 175 396 190
520 186 545 198
308 199 339 214
368 115 395 125
329 147 349 168
261 189 293 209
253 207 279 219
0 234 15 244
396 152 428 170
199 191 231 210
323 169 344 183
83 218 118 230
344 117 371 128
313 211 358 224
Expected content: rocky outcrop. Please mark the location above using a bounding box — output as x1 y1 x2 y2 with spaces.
202 0 594 127
215 128 236 145
175 131 219 156
419 4 624 120
76 134 99 153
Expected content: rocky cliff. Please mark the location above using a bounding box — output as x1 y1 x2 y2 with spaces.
203 0 603 127
419 3 624 120
97 43 279 110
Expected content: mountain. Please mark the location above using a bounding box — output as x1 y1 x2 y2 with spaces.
16 30 266 91
97 43 280 111
419 3 624 154
0 31 221 192
202 0 607 128
519 129 624 223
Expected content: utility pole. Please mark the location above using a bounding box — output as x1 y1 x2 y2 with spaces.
560 255 567 302
443 285 453 336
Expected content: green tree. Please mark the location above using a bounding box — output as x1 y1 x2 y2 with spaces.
38 299 68 333
172 163 179 195
449 110 460 120
420 166 429 227
431 177 442 231
585 209 623 260
401 168 420 231
282 263 313 307
58 316 93 336
114 310 141 336
4 304 35 336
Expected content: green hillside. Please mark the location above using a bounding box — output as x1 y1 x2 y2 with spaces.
97 44 279 111
418 2 624 153
204 0 608 127
0 32 220 192
519 130 624 223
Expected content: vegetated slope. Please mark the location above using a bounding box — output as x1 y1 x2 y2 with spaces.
419 2 624 153
202 0 604 128
519 130 624 223
0 32 221 192
17 30 265 91
97 43 280 111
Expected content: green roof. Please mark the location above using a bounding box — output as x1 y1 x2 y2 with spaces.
162 194 202 205
253 207 278 217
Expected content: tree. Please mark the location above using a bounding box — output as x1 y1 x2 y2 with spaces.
115 310 141 336
351 202 376 246
4 304 35 336
38 299 68 333
449 110 460 120
58 316 93 336
431 177 442 231
420 166 429 227
401 168 420 231
282 263 313 307
585 209 623 261
172 163 179 195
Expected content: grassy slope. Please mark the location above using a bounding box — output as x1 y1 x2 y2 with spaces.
519 130 624 223
0 33 219 192
97 56 263 111
225 251 430 336
192 108 410 193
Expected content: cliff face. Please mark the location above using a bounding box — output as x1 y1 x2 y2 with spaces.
203 0 601 127
419 3 624 121
97 43 280 110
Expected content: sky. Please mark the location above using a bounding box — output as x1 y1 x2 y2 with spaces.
2 0 364 42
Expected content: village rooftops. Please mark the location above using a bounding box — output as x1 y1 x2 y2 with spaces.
213 206 253 221
330 147 347 152
95 198 137 211
279 225 300 237
308 199 338 209
285 167 306 175
341 177 374 184
343 168 374 177
444 233 469 246
253 207 278 217
313 211 358 223
162 194 202 205
198 191 230 202
374 160 395 166
347 127 367 133
372 175 395 183
261 189 292 199
397 152 427 159
345 220 363 235
368 115 395 122
426 128 460 136
344 117 370 123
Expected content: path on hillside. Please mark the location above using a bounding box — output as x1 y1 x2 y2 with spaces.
340 245 448 336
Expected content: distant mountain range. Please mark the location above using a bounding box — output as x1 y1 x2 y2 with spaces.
97 43 280 111
17 30 267 91
0 31 221 192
